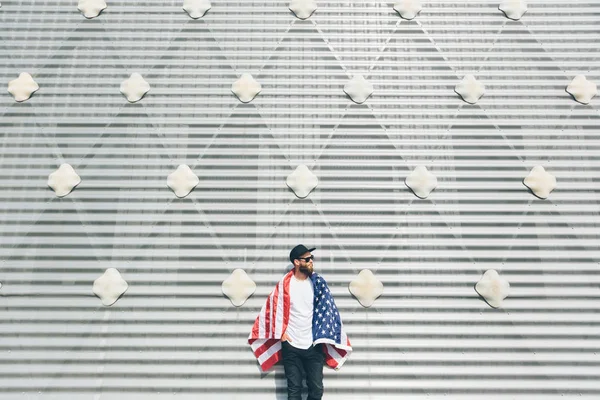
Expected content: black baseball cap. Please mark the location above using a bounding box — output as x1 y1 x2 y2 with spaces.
289 244 316 263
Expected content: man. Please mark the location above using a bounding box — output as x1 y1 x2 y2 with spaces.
248 244 352 400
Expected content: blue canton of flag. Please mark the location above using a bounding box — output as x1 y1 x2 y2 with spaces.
310 273 342 344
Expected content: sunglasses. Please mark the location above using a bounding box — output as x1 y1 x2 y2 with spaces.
297 256 314 262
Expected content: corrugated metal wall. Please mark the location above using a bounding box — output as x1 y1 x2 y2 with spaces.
1 0 599 398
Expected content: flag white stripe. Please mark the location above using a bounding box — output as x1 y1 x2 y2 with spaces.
250 339 267 352
257 341 281 365
269 291 274 335
274 279 284 338
340 327 347 346
258 302 265 338
325 343 343 365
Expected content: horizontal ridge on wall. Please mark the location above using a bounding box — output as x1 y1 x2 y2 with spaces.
1 0 600 399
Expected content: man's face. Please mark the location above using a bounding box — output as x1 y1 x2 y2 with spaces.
296 252 314 275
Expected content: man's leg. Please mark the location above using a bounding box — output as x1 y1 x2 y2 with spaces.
281 342 304 400
303 344 325 400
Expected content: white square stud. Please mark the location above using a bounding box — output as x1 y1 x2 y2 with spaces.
47 164 81 197
286 164 319 198
344 75 374 104
349 269 383 308
231 73 262 103
78 0 107 19
289 0 317 20
93 268 129 306
167 165 200 198
222 269 256 307
523 165 557 199
499 0 527 20
566 75 597 105
120 73 150 103
7 72 39 102
405 166 438 199
455 75 485 104
475 269 510 308
183 0 211 19
393 0 422 20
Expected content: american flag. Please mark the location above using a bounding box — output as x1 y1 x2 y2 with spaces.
248 270 352 372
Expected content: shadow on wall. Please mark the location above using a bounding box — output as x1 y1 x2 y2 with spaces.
283 263 294 274
274 369 287 400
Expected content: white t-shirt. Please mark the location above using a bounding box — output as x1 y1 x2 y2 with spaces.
286 275 314 349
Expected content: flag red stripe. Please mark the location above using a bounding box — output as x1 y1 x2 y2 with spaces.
251 313 260 338
271 281 280 337
265 292 271 337
322 345 339 369
260 350 282 372
253 340 273 359
282 272 292 333
325 356 338 369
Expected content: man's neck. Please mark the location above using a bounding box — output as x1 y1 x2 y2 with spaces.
293 269 309 281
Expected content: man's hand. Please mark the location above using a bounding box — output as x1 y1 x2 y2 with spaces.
281 332 292 343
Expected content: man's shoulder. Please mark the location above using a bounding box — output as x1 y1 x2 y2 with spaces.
311 272 328 285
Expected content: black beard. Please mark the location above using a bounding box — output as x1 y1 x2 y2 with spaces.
299 266 312 276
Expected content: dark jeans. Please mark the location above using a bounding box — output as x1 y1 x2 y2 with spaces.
281 341 325 400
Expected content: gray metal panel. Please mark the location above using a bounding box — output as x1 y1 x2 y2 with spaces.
0 0 599 398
